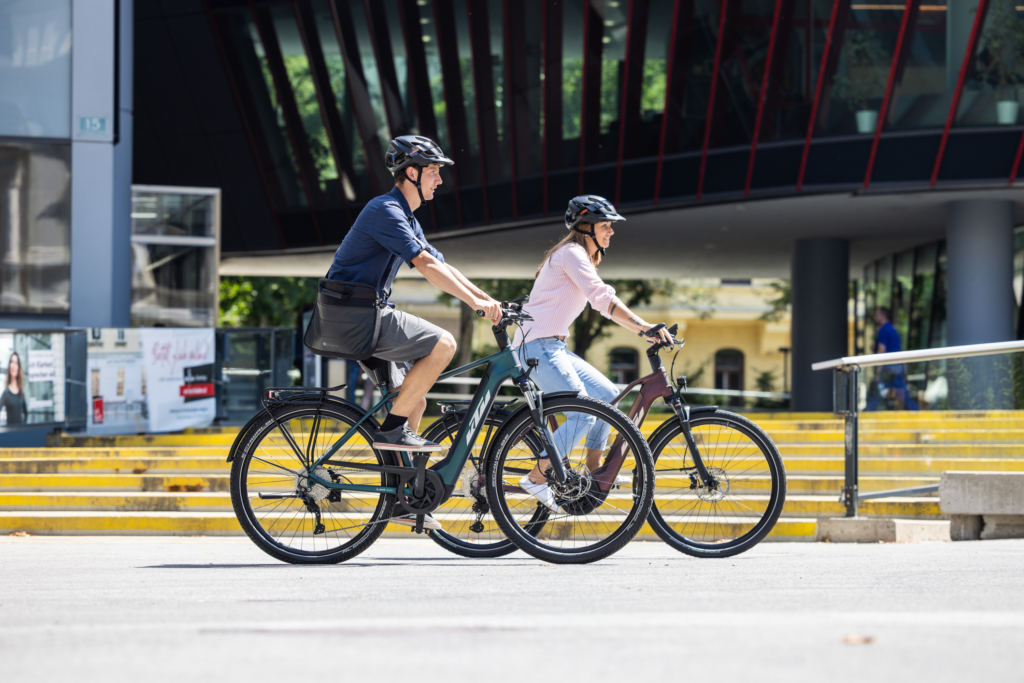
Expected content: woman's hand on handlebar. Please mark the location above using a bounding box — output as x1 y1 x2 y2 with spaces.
473 298 503 325
644 323 674 345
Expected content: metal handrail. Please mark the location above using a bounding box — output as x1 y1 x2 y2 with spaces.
812 340 1024 371
812 338 1024 517
433 375 790 399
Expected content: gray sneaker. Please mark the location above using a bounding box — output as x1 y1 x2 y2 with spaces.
372 425 442 452
391 514 443 530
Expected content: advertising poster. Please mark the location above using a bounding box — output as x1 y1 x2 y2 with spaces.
0 332 65 429
86 329 146 436
140 328 216 433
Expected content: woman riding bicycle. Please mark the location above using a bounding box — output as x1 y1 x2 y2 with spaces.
513 195 673 511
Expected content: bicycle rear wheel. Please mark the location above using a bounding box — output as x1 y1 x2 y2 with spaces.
230 403 397 564
484 395 655 564
647 410 786 558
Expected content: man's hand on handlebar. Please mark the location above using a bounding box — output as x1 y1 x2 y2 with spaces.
473 298 502 325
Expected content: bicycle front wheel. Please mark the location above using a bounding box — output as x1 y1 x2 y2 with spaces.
484 395 655 564
230 403 397 564
647 410 786 558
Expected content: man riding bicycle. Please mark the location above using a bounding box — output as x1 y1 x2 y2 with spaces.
326 135 502 528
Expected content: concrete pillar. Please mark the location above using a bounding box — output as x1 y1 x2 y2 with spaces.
69 0 132 328
791 239 850 412
946 200 1015 346
946 200 1016 409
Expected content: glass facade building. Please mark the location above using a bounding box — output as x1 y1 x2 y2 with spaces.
197 0 1024 251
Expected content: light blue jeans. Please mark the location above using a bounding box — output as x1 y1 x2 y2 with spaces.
518 337 620 454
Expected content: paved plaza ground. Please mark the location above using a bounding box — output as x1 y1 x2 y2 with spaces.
1 537 1023 682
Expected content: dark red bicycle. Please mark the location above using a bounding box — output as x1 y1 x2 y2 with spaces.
422 324 787 559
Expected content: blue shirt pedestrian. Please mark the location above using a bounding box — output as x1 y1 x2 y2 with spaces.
327 185 444 302
875 321 901 354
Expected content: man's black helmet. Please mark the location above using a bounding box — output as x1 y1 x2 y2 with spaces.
385 135 454 177
564 195 625 256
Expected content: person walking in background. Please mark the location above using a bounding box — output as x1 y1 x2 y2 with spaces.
0 352 28 425
867 307 918 411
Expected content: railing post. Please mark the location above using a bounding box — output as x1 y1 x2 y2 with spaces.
834 366 859 517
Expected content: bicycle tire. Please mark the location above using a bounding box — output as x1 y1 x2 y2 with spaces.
647 410 786 558
483 395 655 564
230 404 397 564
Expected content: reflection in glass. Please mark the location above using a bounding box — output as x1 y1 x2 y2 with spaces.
562 0 586 167
269 4 338 196
0 0 72 138
634 0 677 158
711 0 776 149
417 2 450 151
956 2 1024 127
452 0 482 185
313 0 368 202
669 0 721 153
131 243 218 327
822 6 900 136
886 1 950 131
0 140 70 315
599 0 628 161
131 193 216 238
339 0 392 143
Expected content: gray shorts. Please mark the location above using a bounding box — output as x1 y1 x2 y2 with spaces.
371 307 445 388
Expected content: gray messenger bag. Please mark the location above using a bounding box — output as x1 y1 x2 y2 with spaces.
302 278 384 360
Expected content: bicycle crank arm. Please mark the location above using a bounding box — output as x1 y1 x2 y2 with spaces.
257 493 301 500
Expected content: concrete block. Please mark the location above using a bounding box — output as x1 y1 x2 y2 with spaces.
940 472 1024 515
950 514 982 541
981 515 1024 540
817 518 951 543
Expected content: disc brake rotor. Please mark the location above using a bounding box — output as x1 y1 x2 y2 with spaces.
696 466 730 502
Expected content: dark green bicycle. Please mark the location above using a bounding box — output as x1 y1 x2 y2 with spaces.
226 301 656 565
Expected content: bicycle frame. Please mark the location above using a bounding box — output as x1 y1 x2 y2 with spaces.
590 342 718 492
289 347 522 497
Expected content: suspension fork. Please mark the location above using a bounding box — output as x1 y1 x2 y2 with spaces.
670 399 717 489
520 383 568 484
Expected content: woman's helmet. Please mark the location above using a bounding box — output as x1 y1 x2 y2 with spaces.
564 195 626 256
385 135 454 204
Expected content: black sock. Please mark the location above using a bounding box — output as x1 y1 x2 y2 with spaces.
380 413 408 432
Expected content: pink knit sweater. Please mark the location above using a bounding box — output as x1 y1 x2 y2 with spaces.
513 243 617 348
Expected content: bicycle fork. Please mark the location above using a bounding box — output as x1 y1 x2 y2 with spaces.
669 399 718 491
518 377 569 484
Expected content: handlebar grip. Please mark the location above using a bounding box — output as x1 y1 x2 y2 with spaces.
644 322 667 338
476 310 485 317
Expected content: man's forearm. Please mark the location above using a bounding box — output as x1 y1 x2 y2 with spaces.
419 260 479 306
445 263 489 301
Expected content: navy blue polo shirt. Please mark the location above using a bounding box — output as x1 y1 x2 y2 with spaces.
876 321 901 354
327 186 443 301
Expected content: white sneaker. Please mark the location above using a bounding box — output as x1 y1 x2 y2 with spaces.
518 476 561 513
614 473 632 487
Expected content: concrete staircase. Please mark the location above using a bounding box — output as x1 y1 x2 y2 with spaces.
2 411 1023 540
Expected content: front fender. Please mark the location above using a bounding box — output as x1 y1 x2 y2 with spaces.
646 404 719 448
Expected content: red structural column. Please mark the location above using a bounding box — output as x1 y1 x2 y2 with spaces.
796 0 848 191
862 0 920 189
697 0 730 200
744 0 786 196
930 0 990 186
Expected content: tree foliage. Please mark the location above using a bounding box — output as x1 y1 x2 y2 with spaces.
220 276 319 328
760 279 791 323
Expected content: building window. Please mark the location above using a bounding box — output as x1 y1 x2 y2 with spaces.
130 186 220 327
609 347 640 385
714 349 744 406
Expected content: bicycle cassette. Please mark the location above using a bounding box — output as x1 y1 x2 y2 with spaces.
295 466 332 502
